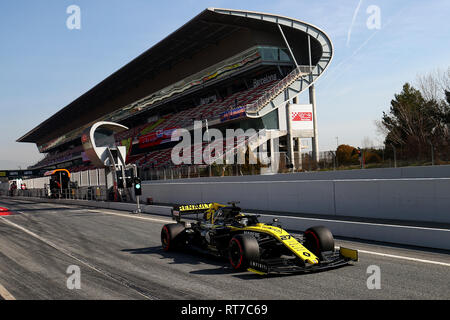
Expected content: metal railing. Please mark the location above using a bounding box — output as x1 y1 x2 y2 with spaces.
245 65 313 115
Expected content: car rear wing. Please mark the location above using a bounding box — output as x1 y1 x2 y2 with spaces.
172 203 214 222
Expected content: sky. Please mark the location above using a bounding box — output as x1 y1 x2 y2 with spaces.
0 0 449 169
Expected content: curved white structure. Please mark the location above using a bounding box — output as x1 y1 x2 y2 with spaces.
210 8 333 118
81 121 129 168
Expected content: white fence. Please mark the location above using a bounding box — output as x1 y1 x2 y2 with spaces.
21 168 106 189
70 169 106 187
22 176 50 189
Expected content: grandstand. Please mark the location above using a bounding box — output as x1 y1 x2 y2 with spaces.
17 8 333 177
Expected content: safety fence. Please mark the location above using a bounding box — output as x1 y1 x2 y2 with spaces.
18 168 107 190
70 169 107 187
4 186 109 201
1 168 109 201
137 146 450 181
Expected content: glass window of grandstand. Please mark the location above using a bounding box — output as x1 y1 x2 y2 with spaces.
259 46 292 63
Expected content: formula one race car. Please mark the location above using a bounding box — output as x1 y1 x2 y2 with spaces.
161 202 358 275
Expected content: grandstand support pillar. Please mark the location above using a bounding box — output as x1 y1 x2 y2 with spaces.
297 138 303 170
285 102 295 172
269 137 280 174
270 138 275 174
106 148 119 202
309 84 319 163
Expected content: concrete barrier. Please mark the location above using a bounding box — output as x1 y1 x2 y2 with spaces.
256 213 450 251
141 178 450 224
334 178 450 222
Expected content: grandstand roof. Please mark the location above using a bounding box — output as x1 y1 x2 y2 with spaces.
18 8 332 147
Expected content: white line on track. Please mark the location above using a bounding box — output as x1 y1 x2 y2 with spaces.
0 283 15 300
356 249 450 267
0 217 157 300
86 209 172 224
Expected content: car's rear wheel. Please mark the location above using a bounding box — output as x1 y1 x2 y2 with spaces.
303 226 335 256
161 223 185 251
228 234 259 270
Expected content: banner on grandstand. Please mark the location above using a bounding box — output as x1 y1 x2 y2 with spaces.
138 127 179 149
290 104 314 138
252 74 277 88
220 106 246 122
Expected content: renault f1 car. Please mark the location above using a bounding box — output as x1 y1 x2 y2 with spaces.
161 202 358 275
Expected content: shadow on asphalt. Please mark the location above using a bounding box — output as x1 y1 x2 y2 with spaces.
122 246 225 268
121 246 290 280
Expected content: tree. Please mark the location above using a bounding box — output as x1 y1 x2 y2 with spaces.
365 151 381 164
336 144 359 166
380 82 449 161
416 69 450 161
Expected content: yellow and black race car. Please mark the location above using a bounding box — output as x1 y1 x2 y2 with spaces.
161 202 358 275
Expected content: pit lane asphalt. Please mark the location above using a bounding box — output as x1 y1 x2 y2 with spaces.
0 197 449 300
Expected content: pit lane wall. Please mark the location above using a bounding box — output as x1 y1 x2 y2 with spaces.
141 165 450 224
138 166 450 250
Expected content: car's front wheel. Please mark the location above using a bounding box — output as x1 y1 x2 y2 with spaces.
303 226 335 257
228 234 259 271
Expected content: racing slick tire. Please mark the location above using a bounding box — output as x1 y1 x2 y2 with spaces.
228 234 259 271
161 223 186 251
303 226 335 256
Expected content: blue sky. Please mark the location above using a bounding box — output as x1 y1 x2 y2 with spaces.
0 0 449 168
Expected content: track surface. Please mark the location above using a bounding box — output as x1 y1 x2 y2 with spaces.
0 197 449 300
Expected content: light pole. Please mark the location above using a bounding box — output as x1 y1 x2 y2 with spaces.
429 140 435 166
330 151 336 171
390 144 397 168
335 137 339 168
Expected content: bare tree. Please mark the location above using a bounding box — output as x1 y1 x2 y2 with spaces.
416 67 450 101
361 136 374 149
